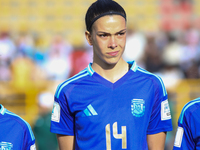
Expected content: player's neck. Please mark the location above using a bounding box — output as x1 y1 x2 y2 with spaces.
91 59 129 83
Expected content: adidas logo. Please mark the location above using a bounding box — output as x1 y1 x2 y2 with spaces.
82 104 98 117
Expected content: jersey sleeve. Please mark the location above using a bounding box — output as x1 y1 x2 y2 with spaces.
147 76 173 134
23 121 36 150
50 88 75 135
173 109 196 149
25 138 36 150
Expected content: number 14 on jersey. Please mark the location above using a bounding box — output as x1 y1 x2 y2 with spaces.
105 122 127 150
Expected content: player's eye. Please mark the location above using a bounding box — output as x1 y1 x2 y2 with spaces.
98 33 109 38
117 32 126 36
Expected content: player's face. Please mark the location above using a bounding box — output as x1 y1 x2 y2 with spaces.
86 15 126 66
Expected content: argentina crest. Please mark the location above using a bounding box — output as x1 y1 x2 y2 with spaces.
131 99 145 117
0 142 13 150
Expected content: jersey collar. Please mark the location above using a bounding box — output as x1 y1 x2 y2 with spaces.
0 104 6 115
86 63 95 76
86 61 138 76
128 61 138 72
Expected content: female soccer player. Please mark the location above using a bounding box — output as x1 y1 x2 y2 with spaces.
50 0 173 149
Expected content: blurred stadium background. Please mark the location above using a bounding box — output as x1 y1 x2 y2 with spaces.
0 0 200 149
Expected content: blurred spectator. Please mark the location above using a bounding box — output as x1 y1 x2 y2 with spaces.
143 33 164 73
184 62 200 78
69 48 91 77
123 27 146 66
159 33 184 89
0 61 12 81
0 31 16 81
180 28 200 78
155 30 169 52
15 32 36 59
162 33 183 67
42 34 73 80
157 66 184 90
10 56 46 88
33 92 58 150
0 31 16 64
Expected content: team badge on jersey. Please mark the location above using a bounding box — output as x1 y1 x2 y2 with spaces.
131 99 145 117
0 142 13 150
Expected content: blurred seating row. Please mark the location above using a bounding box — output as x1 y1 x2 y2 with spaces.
1 0 198 46
0 0 161 47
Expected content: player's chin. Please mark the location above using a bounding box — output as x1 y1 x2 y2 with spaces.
104 57 121 66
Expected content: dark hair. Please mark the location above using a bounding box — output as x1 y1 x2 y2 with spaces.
85 0 126 32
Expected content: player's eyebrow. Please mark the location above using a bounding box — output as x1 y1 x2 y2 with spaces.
97 29 126 35
116 29 126 34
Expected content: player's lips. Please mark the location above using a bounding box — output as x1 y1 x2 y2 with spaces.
107 51 119 56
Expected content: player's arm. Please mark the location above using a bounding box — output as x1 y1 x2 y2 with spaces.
57 134 75 150
147 132 166 150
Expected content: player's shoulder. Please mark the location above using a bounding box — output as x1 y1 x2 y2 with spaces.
138 67 162 80
4 109 31 129
178 97 200 124
129 61 167 96
181 97 200 114
4 109 35 138
131 61 164 84
55 67 90 99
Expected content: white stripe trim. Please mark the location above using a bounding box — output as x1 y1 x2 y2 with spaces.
130 61 138 72
56 72 89 98
87 104 98 115
87 63 94 76
55 69 87 96
137 68 167 96
0 104 6 115
179 98 200 124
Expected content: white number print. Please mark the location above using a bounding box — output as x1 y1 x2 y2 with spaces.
105 122 127 150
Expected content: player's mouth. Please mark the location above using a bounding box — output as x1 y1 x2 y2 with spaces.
107 51 119 56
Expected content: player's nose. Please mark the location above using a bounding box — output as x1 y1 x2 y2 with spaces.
108 36 117 49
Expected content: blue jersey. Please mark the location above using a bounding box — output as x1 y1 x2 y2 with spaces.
51 61 173 150
174 97 200 150
0 104 36 150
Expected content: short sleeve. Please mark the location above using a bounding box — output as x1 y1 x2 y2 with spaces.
147 76 173 134
50 89 75 135
23 121 36 150
173 110 196 149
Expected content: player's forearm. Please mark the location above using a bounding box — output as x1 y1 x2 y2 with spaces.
57 134 75 150
147 132 166 150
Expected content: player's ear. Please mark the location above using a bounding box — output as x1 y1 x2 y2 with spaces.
85 31 93 46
